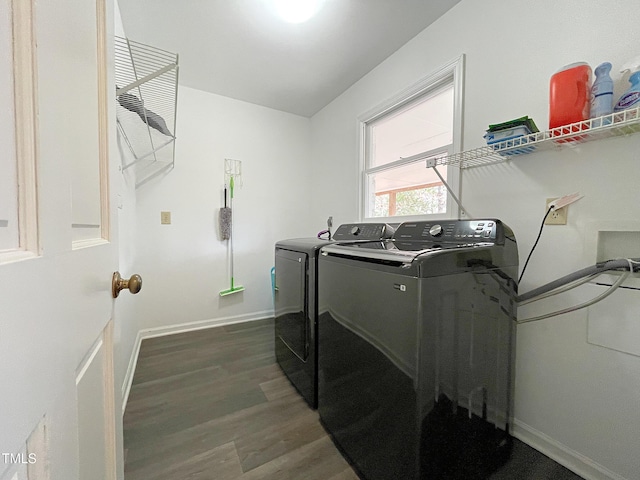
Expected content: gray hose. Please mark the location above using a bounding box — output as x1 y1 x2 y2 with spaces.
518 271 630 324
517 258 640 304
518 272 601 306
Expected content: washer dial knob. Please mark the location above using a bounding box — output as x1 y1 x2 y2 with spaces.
350 226 360 235
429 224 443 237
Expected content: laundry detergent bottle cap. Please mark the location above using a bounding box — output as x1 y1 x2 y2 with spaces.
614 67 640 112
591 62 614 118
549 62 592 129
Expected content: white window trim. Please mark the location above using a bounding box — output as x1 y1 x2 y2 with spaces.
72 0 110 250
1 0 39 265
358 54 465 223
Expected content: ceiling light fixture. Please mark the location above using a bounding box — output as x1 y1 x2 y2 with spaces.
272 0 325 24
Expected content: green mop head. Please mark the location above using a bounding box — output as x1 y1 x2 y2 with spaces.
219 277 244 296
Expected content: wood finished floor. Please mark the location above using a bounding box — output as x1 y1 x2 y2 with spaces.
123 318 584 480
123 319 358 480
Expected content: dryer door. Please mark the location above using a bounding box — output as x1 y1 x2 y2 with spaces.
274 249 309 361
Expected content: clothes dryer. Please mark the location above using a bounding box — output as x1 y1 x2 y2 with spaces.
274 223 394 409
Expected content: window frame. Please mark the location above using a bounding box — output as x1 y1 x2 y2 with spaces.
0 0 39 265
358 55 465 223
72 0 110 250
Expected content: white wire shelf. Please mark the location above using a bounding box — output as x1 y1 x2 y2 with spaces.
430 106 640 169
115 36 179 188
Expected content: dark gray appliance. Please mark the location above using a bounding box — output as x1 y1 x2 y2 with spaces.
318 219 518 480
274 223 394 409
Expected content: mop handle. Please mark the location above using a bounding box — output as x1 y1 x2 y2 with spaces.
229 175 235 286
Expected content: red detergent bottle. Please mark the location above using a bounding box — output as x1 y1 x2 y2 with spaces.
549 62 592 135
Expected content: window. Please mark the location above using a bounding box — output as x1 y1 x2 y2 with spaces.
360 56 464 221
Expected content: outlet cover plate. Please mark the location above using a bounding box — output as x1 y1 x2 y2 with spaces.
545 199 567 225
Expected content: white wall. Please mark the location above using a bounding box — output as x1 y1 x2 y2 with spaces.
132 86 313 333
310 1 640 479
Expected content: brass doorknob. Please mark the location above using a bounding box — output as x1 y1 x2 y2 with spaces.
112 272 142 298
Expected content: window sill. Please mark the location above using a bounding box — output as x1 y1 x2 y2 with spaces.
363 212 461 225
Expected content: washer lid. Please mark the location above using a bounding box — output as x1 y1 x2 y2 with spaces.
321 239 484 265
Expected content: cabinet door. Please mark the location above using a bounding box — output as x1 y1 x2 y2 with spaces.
274 249 308 361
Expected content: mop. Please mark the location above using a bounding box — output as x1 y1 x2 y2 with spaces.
219 175 244 296
219 184 231 240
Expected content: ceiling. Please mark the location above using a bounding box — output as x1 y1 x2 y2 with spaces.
117 0 462 117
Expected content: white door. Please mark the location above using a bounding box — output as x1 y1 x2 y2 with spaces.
1 0 125 479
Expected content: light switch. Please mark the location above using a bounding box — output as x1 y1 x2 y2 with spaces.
160 211 171 225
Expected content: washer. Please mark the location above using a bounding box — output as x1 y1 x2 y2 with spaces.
274 223 394 409
318 219 518 480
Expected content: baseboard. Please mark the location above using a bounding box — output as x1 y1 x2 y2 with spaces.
120 310 274 415
121 329 143 415
512 419 628 480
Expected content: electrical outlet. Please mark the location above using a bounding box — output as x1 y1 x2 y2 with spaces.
544 199 567 225
160 211 171 225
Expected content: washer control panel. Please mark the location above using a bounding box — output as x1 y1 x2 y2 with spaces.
333 223 395 241
428 224 443 237
394 220 501 244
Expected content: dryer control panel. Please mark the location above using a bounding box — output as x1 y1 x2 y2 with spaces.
394 219 505 244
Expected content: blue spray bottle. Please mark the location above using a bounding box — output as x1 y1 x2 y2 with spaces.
614 57 640 112
591 62 614 124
